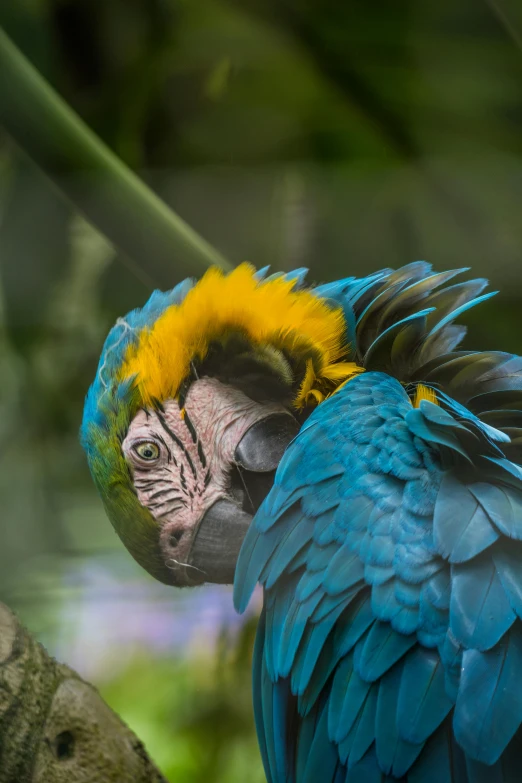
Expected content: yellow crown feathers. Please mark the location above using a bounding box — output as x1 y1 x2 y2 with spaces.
118 263 363 409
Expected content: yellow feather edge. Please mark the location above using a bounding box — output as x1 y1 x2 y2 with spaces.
119 263 366 409
413 384 439 408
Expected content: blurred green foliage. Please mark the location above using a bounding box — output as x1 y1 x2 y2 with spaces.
101 619 265 783
2 0 522 780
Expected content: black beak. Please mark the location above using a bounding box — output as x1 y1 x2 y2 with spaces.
188 412 299 584
234 413 300 472
189 499 253 584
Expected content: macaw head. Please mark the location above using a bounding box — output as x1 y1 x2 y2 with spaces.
81 264 363 587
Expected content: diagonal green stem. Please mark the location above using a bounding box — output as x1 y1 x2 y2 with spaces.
0 26 231 284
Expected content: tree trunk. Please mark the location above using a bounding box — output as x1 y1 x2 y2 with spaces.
0 602 168 783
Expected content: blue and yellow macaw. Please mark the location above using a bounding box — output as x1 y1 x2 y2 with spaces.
82 261 522 781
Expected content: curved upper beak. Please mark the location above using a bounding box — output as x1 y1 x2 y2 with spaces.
234 413 300 472
188 412 299 584
189 498 253 584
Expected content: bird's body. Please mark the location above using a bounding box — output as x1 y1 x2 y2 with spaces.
84 261 522 782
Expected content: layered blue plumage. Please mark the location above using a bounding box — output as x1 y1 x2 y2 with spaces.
234 262 522 782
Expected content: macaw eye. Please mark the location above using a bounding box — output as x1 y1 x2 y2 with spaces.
133 441 160 461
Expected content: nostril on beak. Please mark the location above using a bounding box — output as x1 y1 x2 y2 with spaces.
169 531 183 548
235 413 300 472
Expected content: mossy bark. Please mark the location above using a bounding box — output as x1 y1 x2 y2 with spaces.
0 603 167 783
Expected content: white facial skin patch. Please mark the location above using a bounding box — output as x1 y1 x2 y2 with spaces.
122 377 287 579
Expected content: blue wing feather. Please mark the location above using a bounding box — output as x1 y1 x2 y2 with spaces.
375 661 424 777
333 592 376 658
302 699 342 783
262 514 315 589
297 633 339 717
433 474 499 562
397 647 453 744
346 746 394 783
323 549 366 596
294 602 349 692
493 542 522 617
454 623 522 765
450 553 516 650
408 724 468 782
345 684 379 767
265 573 301 680
252 610 274 783
354 621 416 682
333 655 372 744
233 264 522 780
261 660 294 783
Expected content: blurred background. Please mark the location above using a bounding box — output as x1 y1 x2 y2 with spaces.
1 0 522 779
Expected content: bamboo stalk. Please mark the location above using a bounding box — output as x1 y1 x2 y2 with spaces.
0 26 231 284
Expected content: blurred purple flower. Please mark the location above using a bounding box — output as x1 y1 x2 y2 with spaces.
55 556 261 679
